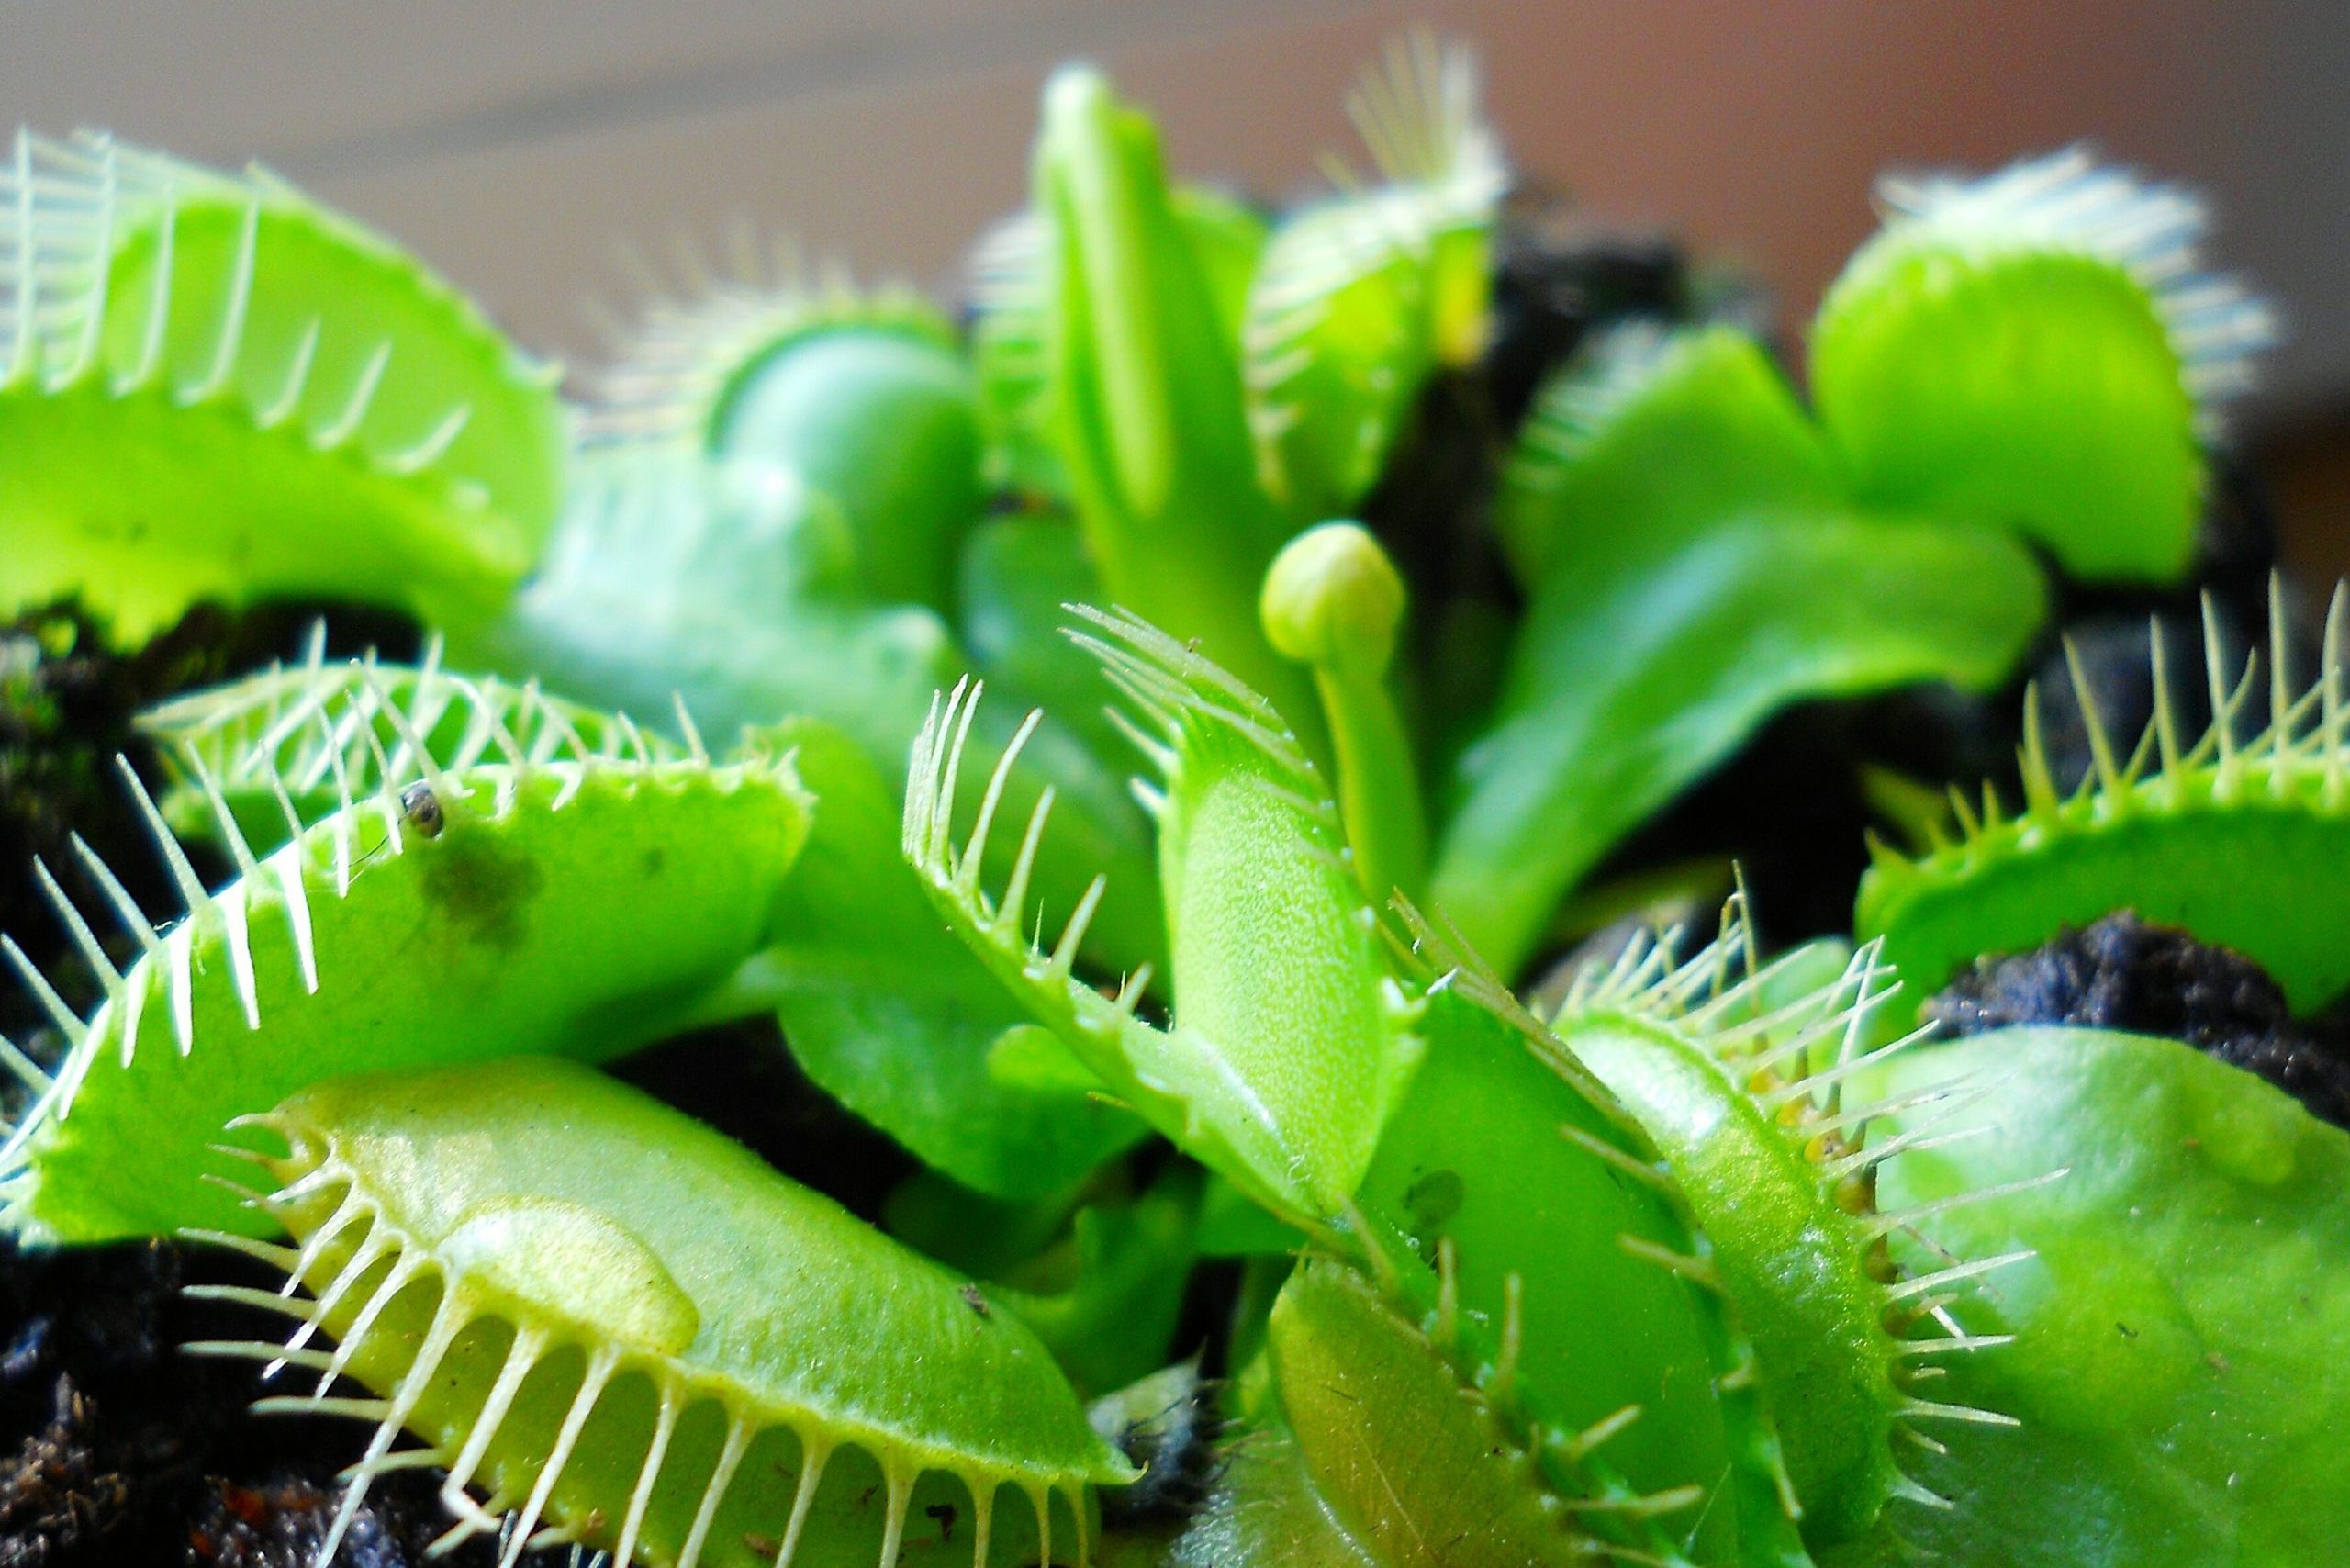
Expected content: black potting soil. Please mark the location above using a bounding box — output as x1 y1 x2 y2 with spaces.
0 1237 587 1567
1929 910 2350 1126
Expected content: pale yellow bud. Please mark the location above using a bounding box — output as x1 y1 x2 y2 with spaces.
1260 521 1407 679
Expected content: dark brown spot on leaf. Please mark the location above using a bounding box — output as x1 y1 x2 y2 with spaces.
416 825 543 954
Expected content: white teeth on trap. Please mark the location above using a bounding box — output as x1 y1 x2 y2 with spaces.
0 653 736 1238
1873 577 2350 894
1871 146 2277 435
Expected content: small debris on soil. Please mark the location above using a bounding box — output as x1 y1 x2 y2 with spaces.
184 1469 531 1568
0 1378 126 1566
1928 911 2350 1126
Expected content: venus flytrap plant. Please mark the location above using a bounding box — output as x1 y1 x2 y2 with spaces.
1860 580 2350 1013
0 666 811 1242
0 130 566 641
1257 1260 1674 1566
984 67 1317 735
1430 142 2274 977
912 574 2072 1559
198 1057 1133 1568
968 183 1264 507
1145 900 1975 1567
1812 149 2277 582
146 652 1148 1204
916 624 1801 1562
452 443 1165 973
1239 33 1505 523
906 609 1416 1226
586 252 979 614
2 39 2336 1568
1516 918 2030 1553
138 631 685 841
1336 967 1805 1567
1370 903 2036 1564
1868 1027 2350 1566
744 715 1148 1200
1259 521 1427 902
1429 316 2049 977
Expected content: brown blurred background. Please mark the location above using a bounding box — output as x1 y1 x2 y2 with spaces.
8 1 2344 569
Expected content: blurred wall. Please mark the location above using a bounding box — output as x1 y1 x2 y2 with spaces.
7 1 2345 539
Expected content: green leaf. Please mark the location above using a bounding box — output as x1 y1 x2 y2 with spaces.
907 614 1414 1226
239 1057 1133 1567
456 451 955 751
1263 1260 1626 1566
1811 150 2274 583
1242 36 1504 521
588 268 979 612
1080 610 1416 1215
1354 985 1747 1551
1019 66 1316 734
1435 506 2047 978
1442 319 2059 976
1165 1409 1387 1568
957 513 1129 760
1495 324 1839 589
993 1165 1203 1397
750 717 1147 1199
0 131 565 641
1549 926 1926 1548
3 672 811 1243
1193 1173 1305 1259
969 183 1261 504
1872 1027 2350 1565
1175 185 1269 353
452 448 1165 972
1859 589 2350 1014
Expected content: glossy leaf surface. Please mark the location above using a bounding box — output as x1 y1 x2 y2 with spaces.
1873 1028 2350 1566
0 131 565 640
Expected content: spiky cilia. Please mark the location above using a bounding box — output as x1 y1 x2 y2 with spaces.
1473 905 2032 1552
1 663 811 1241
916 621 1808 1562
585 241 981 613
1240 32 1505 522
906 606 1415 1226
1434 144 2267 976
0 130 566 639
197 1057 1130 1568
1860 580 2350 1013
1868 1025 2350 1565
